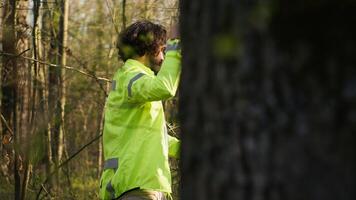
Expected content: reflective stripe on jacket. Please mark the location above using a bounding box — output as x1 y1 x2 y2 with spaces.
99 47 181 200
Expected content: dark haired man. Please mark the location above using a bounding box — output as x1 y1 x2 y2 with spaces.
99 21 181 200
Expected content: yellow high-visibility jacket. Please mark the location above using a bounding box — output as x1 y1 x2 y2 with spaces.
99 40 181 200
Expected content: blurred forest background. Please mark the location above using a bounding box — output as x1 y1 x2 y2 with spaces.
0 0 179 199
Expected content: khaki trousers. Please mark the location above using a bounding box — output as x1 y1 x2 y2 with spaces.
117 189 167 200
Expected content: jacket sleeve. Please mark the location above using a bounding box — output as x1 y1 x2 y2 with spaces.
168 135 180 159
127 42 181 103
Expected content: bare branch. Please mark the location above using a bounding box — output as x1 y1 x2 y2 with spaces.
0 113 14 136
39 184 52 200
166 122 180 138
0 51 111 82
104 0 119 33
36 133 103 200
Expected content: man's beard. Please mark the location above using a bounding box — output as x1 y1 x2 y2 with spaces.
149 55 163 75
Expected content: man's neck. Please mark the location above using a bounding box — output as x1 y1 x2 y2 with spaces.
134 55 149 67
133 55 158 75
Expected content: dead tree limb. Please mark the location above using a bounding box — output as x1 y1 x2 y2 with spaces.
0 52 111 82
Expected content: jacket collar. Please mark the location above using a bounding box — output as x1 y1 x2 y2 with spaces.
124 59 154 75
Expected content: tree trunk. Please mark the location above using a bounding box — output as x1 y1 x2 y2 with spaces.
179 1 356 200
46 0 68 190
97 104 105 177
20 162 32 200
41 0 54 182
94 0 107 177
0 0 3 156
57 0 68 166
17 0 30 146
1 0 20 199
16 0 31 198
20 1 42 199
1 0 30 199
122 0 126 29
1 1 16 145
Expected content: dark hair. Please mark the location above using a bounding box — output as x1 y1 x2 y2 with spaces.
117 21 167 61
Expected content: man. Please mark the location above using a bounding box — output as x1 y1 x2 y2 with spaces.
99 21 181 200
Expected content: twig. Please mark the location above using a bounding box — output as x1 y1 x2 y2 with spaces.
1 113 14 144
16 48 31 57
40 184 52 199
166 122 180 138
36 133 103 200
69 52 109 97
0 113 14 136
104 0 119 33
0 52 111 82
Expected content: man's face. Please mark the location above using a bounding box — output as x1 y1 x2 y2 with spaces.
149 45 166 74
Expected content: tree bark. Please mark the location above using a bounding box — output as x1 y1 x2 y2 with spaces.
57 0 68 166
97 104 105 177
46 0 69 190
41 0 54 182
179 1 356 200
94 0 107 177
1 0 30 199
16 0 30 198
122 0 126 29
20 1 42 199
1 0 20 199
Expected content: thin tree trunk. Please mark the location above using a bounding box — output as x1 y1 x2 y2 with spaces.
16 0 30 199
57 0 69 166
16 0 30 145
20 1 41 199
122 0 126 29
97 104 105 177
20 162 32 200
47 1 61 189
41 0 54 182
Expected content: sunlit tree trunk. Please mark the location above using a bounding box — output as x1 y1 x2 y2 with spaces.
57 0 68 166
95 0 106 177
180 0 356 200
